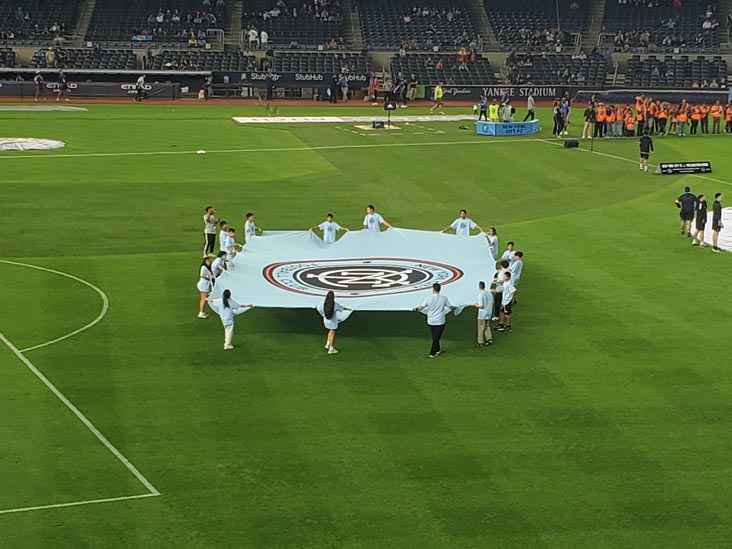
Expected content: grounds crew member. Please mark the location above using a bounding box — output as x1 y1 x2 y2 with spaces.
690 105 701 135
725 103 732 133
594 103 606 138
700 104 710 134
711 101 723 134
656 102 668 135
676 101 689 136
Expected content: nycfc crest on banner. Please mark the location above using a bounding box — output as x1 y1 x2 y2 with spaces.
210 228 495 313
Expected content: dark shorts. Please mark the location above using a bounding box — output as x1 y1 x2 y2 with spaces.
712 222 723 232
501 302 513 315
640 152 649 159
696 217 707 230
680 210 694 221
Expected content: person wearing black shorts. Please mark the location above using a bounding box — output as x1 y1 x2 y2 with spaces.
639 131 653 173
692 194 708 247
675 186 697 236
712 192 724 253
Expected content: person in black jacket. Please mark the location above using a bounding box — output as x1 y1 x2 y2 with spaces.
712 192 725 252
691 194 708 247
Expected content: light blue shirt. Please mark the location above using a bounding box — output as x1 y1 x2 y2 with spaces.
363 213 384 232
487 234 498 259
421 293 452 326
502 250 516 265
501 282 516 306
318 220 341 243
476 290 493 320
450 217 476 236
317 301 344 330
210 297 249 326
509 260 523 285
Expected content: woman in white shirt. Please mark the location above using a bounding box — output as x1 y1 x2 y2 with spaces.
197 257 215 319
211 251 227 279
208 289 253 350
486 227 499 260
315 291 351 354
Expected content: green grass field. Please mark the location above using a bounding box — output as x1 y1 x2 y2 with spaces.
1 102 731 547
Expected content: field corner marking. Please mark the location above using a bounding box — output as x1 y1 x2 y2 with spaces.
0 492 160 517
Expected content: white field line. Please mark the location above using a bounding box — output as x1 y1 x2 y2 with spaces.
540 139 732 188
0 493 158 516
0 333 160 496
0 260 109 353
0 137 549 161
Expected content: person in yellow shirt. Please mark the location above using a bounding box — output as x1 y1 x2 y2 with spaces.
429 83 445 115
488 98 500 123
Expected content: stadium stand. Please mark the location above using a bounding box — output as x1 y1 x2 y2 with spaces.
0 0 80 44
152 50 256 70
29 47 138 70
626 54 727 88
0 47 16 67
483 0 588 51
242 0 344 48
390 53 496 85
272 52 369 73
355 0 479 51
604 0 721 53
505 52 608 86
86 0 227 45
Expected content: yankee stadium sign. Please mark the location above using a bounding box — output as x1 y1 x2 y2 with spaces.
263 258 463 298
427 85 568 101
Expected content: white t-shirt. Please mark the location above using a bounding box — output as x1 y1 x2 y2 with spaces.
204 214 217 234
477 290 493 320
248 29 258 41
212 256 226 277
509 260 523 285
450 217 476 237
318 220 341 243
501 249 516 265
219 229 228 252
136 76 145 88
501 281 516 306
224 235 237 259
245 220 257 242
487 234 498 259
420 293 452 326
363 213 384 232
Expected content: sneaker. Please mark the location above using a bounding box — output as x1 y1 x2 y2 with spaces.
496 326 506 332
485 340 493 345
197 312 208 319
328 347 339 354
699 243 707 248
224 344 234 350
504 326 512 333
687 232 692 237
429 354 436 358
434 350 441 357
325 342 330 349
713 248 723 253
491 316 499 321
692 240 698 246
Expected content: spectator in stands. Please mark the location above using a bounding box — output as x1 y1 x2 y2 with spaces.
248 27 259 48
44 48 56 68
260 30 268 48
15 6 25 23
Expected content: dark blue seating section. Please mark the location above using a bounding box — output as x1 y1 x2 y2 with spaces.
242 0 344 48
0 0 80 44
506 52 607 85
86 0 227 43
390 53 496 85
29 47 137 69
273 52 369 73
604 0 720 53
484 0 588 51
626 54 727 87
356 0 478 50
152 50 256 70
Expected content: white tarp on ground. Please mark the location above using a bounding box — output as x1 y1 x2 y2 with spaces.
0 137 66 151
702 207 732 251
210 228 496 313
232 115 475 124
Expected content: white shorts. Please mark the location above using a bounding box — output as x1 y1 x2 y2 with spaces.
197 279 211 293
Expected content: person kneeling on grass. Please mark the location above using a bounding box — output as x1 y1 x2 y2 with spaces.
208 289 253 350
197 257 215 319
315 291 351 354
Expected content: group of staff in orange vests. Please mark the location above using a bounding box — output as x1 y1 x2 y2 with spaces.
581 95 732 138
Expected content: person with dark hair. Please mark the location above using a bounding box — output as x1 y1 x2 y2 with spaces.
510 251 524 285
442 209 482 236
315 291 351 354
363 205 392 232
56 70 70 102
197 257 215 319
691 194 708 247
473 281 493 346
491 259 510 320
218 220 229 254
224 227 242 261
208 289 253 350
486 227 498 260
493 271 516 333
211 250 227 278
244 212 262 244
639 130 653 173
414 283 455 358
500 241 516 265
675 186 697 236
310 213 349 243
203 206 218 257
712 192 724 252
33 71 45 102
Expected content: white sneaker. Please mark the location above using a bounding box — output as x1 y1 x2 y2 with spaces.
197 312 208 319
224 344 234 350
325 342 330 349
328 347 339 354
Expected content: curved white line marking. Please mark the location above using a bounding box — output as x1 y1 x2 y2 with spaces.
0 259 109 352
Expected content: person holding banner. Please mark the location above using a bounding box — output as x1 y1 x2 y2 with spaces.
315 291 351 354
208 290 253 350
414 283 456 358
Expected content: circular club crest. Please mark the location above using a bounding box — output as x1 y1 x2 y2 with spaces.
263 258 463 298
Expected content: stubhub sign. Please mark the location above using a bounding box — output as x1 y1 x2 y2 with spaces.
235 72 369 88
